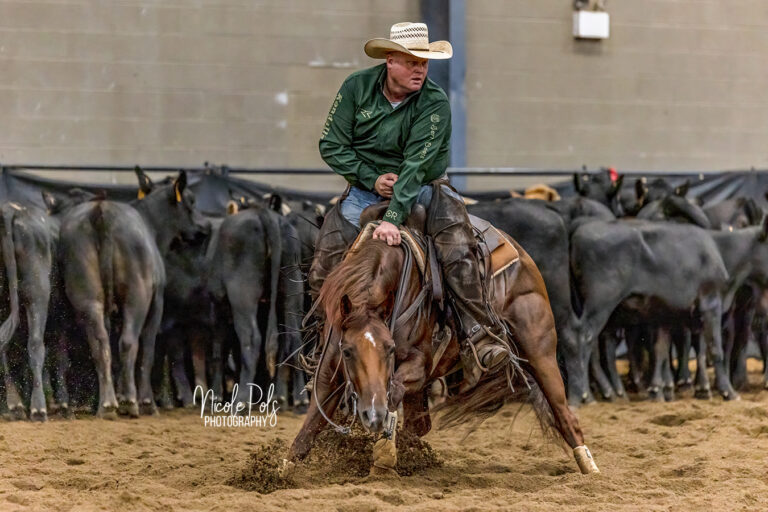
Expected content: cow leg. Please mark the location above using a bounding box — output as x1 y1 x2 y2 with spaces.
590 333 615 401
230 303 262 408
190 328 208 394
601 328 626 399
759 318 768 389
291 367 309 413
49 332 72 418
167 327 194 407
1 351 26 420
273 364 290 409
625 326 645 393
208 318 227 400
80 303 119 418
672 326 693 390
701 298 738 400
690 330 712 399
118 301 149 418
730 303 753 391
560 322 591 407
138 291 163 415
26 301 48 422
661 339 675 402
647 327 670 401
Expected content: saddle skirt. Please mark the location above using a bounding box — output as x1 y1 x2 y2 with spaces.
468 214 520 278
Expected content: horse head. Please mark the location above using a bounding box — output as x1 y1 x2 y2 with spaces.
320 240 403 433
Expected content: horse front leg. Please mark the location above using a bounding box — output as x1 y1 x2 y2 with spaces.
286 347 342 463
388 352 429 436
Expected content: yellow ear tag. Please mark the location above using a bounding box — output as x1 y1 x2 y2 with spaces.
175 186 182 203
137 189 146 200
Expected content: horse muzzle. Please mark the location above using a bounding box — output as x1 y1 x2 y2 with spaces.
359 404 388 433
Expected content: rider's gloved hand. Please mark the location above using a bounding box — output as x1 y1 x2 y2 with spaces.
373 221 401 246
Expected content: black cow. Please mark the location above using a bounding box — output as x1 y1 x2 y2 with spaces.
570 220 737 401
704 197 764 230
636 182 711 228
0 202 58 420
59 169 205 418
573 169 625 216
206 203 282 406
707 219 768 391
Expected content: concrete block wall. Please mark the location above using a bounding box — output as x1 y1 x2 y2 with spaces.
466 0 768 175
0 0 416 188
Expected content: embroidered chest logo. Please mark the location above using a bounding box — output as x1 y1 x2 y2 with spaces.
359 108 372 119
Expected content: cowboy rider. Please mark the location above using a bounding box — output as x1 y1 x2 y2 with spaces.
310 22 510 388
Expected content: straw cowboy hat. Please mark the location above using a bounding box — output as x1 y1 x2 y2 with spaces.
364 22 453 60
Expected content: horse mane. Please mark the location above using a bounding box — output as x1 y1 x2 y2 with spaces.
317 239 403 329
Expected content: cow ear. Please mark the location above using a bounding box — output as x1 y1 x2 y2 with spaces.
172 171 187 203
268 193 282 213
573 174 582 193
135 166 153 199
609 174 624 197
634 178 647 204
675 180 690 197
41 191 57 213
226 200 239 216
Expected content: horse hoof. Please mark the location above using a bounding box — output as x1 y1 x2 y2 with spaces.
140 401 159 416
119 401 140 418
278 459 295 479
98 404 118 420
30 409 48 422
368 465 400 478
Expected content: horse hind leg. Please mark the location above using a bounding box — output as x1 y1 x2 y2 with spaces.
507 293 600 474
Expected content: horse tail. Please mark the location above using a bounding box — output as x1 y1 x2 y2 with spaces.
432 368 560 443
0 205 20 352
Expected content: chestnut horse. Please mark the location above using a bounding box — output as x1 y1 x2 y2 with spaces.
286 228 599 475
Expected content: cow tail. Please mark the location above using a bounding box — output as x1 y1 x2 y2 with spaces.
89 203 113 335
260 208 282 379
0 206 20 352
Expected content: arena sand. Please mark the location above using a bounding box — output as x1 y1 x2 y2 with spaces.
0 366 767 511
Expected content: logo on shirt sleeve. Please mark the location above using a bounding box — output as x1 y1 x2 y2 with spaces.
359 108 372 119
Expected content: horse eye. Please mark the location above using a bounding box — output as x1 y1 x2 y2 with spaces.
388 346 396 356
342 347 353 359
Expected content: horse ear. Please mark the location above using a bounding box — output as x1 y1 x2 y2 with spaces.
340 294 353 318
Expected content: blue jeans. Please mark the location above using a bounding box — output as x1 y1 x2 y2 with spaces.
340 184 462 227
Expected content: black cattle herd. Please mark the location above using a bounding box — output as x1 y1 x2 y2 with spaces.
0 168 766 422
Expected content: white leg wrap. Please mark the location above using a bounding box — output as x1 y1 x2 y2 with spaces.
573 445 600 474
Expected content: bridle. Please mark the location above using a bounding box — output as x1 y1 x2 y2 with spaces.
312 237 429 435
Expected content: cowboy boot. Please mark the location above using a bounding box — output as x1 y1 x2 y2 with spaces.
307 201 360 302
426 184 510 390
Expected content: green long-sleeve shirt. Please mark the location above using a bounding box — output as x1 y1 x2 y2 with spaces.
319 63 451 226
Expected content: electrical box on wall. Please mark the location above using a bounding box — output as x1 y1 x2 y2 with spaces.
573 10 610 39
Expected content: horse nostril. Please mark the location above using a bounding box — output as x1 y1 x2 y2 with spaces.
361 409 371 424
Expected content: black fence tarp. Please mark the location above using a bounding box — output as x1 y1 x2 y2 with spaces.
2 167 768 214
